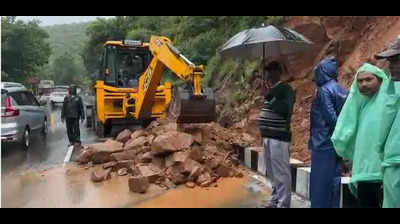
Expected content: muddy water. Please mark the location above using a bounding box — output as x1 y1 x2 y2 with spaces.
2 164 270 208
2 164 166 208
134 177 267 208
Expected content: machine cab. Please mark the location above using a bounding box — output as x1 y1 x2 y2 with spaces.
101 40 153 88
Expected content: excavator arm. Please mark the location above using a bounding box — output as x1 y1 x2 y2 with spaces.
135 36 215 123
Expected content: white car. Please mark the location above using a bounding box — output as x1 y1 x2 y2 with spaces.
49 87 69 107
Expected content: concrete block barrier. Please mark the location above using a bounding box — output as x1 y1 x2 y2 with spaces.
237 147 358 208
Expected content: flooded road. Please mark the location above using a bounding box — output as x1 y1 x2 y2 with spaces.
1 164 271 208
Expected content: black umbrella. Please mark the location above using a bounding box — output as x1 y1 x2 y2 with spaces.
219 25 313 60
218 25 313 90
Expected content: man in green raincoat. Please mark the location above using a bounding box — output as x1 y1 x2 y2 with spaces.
375 35 400 208
331 63 398 208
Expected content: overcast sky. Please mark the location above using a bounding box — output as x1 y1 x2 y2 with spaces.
16 16 114 26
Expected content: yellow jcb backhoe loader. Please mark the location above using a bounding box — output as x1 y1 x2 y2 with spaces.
89 36 216 137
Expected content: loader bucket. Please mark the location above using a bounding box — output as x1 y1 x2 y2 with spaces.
169 87 216 123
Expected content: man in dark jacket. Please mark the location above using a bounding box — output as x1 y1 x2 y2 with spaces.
309 56 348 208
258 61 296 208
61 85 85 146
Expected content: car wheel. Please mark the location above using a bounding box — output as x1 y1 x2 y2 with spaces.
41 119 48 137
21 128 30 151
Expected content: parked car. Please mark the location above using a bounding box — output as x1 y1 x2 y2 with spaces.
1 82 49 150
49 85 69 107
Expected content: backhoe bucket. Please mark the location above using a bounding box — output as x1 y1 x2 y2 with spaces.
169 87 216 123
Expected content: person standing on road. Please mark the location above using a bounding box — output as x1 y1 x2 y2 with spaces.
258 61 296 208
309 56 349 208
61 85 85 147
375 35 400 208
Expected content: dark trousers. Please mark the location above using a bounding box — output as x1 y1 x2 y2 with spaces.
310 149 342 208
357 182 383 208
66 118 81 145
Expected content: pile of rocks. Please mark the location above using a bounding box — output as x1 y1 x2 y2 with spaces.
76 119 257 193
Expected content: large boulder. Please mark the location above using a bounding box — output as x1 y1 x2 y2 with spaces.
124 136 148 151
130 130 147 140
189 145 205 163
140 152 153 163
166 163 187 185
83 140 124 164
165 151 190 167
115 129 132 143
151 156 166 170
103 161 117 169
128 175 150 193
182 128 203 145
196 172 213 187
101 140 124 152
76 147 96 164
111 150 137 161
215 164 235 177
113 160 135 172
91 168 111 183
137 164 163 183
184 159 203 181
91 152 115 164
151 131 194 156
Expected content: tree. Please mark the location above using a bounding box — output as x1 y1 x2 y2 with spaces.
1 17 51 84
51 52 80 85
81 16 134 74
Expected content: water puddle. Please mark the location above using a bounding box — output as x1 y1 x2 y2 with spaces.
2 165 270 208
134 176 270 208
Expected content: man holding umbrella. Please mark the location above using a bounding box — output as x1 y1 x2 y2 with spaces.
219 25 312 208
258 61 296 208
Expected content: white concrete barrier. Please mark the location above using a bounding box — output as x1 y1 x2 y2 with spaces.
238 147 357 208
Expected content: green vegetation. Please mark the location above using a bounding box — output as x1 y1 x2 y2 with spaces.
2 16 285 94
1 16 51 84
38 22 90 85
81 16 286 88
1 16 91 87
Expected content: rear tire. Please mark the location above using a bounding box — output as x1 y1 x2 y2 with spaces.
41 119 48 138
21 128 30 151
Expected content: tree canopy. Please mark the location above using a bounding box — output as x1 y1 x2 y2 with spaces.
1 16 51 84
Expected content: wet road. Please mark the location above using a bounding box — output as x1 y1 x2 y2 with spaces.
1 105 97 175
1 164 271 208
1 101 305 208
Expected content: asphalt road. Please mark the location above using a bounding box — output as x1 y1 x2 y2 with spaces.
1 105 97 176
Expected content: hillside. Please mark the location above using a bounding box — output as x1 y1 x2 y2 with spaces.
38 22 90 85
42 22 89 64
